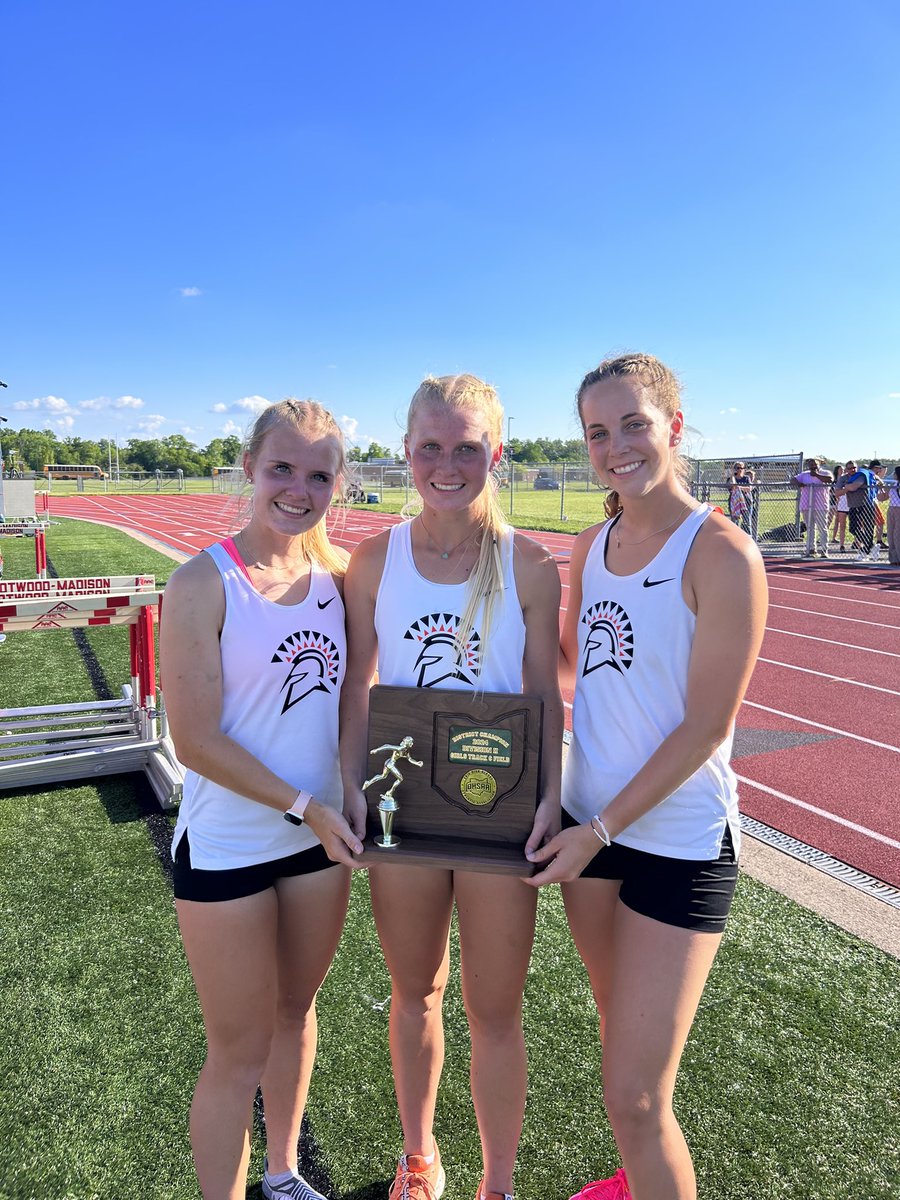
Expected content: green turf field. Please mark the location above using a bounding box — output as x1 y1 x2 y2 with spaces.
0 524 898 1199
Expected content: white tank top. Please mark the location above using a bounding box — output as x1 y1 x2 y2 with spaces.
375 522 526 693
172 541 346 870
562 507 741 860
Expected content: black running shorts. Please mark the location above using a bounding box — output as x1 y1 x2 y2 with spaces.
172 831 337 903
561 809 739 933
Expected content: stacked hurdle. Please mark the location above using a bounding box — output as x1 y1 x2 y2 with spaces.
0 519 52 579
0 576 184 808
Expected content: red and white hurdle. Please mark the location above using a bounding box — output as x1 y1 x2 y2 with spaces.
0 577 184 808
0 520 52 579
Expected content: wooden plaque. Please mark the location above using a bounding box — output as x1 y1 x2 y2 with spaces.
357 684 543 875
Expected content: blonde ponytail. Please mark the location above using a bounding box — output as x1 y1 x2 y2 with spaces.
407 375 510 662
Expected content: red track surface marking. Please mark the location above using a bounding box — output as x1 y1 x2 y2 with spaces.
756 657 900 696
768 583 900 612
46 494 900 886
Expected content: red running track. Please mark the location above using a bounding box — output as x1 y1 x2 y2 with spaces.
45 494 900 887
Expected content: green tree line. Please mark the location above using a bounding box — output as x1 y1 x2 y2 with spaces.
2 429 243 476
349 437 589 464
3 427 589 476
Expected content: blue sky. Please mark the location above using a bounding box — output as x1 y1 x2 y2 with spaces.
2 0 898 464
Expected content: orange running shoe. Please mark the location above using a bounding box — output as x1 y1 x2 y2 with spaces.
389 1145 446 1200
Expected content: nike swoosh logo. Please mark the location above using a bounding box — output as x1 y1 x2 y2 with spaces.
642 577 674 588
317 597 335 609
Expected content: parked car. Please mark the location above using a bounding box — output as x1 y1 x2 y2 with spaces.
533 471 559 491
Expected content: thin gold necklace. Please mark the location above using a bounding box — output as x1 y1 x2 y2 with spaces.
614 504 690 550
417 514 479 560
237 529 306 571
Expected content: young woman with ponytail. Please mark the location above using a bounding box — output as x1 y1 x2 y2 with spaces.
341 375 563 1200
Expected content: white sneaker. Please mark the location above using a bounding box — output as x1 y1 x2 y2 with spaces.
262 1161 328 1200
856 550 866 562
870 545 880 561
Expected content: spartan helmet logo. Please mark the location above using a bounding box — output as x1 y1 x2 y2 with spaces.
581 601 634 677
271 630 341 715
403 612 482 689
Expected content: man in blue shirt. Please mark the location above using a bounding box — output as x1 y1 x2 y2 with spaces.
835 460 879 560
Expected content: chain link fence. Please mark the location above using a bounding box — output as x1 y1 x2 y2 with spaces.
40 455 898 559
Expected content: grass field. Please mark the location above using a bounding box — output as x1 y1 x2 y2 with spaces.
1 524 899 1199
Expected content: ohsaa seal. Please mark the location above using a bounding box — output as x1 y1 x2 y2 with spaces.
460 769 497 807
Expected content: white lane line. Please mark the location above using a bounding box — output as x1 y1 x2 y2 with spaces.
769 604 899 631
768 583 900 611
756 657 900 697
767 571 900 597
765 626 900 658
737 775 900 850
741 700 899 753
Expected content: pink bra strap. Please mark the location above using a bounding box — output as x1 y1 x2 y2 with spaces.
220 537 255 586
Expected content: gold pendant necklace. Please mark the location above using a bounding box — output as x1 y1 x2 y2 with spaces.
614 504 690 550
418 515 478 560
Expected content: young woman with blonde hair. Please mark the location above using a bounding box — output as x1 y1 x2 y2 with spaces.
527 354 767 1200
162 399 363 1200
341 374 563 1200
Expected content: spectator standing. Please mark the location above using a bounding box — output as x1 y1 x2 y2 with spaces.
883 465 900 565
830 464 849 550
835 460 879 560
871 461 887 547
791 458 833 557
727 461 755 533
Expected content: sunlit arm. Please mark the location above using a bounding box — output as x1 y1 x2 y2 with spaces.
338 534 387 839
515 535 564 853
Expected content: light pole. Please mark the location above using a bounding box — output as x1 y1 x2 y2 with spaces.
506 416 514 516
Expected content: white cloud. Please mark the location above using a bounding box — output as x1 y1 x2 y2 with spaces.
136 414 167 435
210 396 271 416
222 420 243 437
340 415 359 441
737 433 759 442
14 395 71 413
179 286 202 297
719 407 740 414
78 394 145 412
889 392 900 399
44 414 76 432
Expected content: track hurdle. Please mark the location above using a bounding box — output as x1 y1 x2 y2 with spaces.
0 519 53 579
0 579 184 809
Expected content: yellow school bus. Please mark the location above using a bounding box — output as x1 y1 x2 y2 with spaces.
43 464 107 481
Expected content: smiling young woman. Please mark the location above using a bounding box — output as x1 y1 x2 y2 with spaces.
161 399 363 1200
526 354 768 1200
340 374 563 1200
